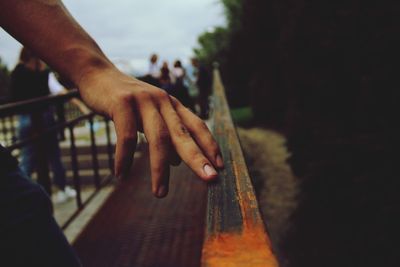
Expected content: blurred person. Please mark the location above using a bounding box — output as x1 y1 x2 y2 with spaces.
191 58 212 119
0 1 223 266
172 60 193 110
142 53 160 86
148 53 159 78
159 61 173 92
10 47 77 203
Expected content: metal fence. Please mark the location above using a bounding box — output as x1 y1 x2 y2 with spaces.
0 90 115 229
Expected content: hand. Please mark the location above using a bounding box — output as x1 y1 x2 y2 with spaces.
77 67 224 198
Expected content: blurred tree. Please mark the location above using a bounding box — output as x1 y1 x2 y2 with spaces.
195 1 400 266
194 0 284 117
193 27 229 67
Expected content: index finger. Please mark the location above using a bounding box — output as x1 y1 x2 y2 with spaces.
157 93 218 181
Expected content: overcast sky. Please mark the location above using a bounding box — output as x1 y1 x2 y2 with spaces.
0 0 225 74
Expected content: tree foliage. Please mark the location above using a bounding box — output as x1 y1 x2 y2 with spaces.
195 1 400 266
193 27 229 67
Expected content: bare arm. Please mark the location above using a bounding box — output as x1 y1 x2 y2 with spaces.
0 0 109 86
0 0 223 198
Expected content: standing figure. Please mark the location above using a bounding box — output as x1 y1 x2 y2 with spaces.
144 53 160 87
191 58 212 119
159 61 173 92
172 60 193 110
10 47 76 203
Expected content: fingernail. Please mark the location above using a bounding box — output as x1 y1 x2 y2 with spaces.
203 164 217 178
157 185 168 198
216 154 224 168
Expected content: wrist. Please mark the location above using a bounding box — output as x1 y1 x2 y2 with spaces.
60 46 115 89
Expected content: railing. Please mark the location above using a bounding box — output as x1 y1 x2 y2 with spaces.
0 90 115 229
0 114 17 146
202 69 278 266
1 71 279 265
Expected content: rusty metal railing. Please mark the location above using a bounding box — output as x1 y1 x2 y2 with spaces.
202 69 279 267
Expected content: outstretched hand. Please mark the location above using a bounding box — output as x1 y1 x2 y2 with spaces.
77 67 224 198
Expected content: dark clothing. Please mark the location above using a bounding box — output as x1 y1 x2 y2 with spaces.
159 66 172 92
10 64 50 102
9 64 66 190
0 163 81 267
173 73 194 110
17 112 67 189
0 65 80 266
0 145 18 174
196 65 212 93
196 65 212 119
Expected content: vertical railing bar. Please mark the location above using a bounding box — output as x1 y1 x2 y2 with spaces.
56 102 66 141
69 125 83 208
1 117 7 145
89 115 100 189
104 117 114 175
3 116 9 145
32 112 52 196
9 115 17 144
6 116 11 145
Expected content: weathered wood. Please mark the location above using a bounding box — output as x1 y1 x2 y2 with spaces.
202 70 278 267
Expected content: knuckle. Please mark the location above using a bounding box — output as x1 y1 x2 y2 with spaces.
158 130 171 145
120 133 137 145
207 139 220 154
190 149 207 163
154 89 170 102
118 91 135 105
173 124 191 139
135 90 152 102
152 130 170 150
169 96 180 107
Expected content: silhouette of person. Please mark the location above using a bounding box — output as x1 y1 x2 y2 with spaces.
191 58 212 119
159 61 173 92
145 53 160 87
10 47 77 203
172 60 193 110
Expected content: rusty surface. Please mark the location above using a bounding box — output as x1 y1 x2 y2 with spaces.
73 147 207 267
202 226 277 267
202 70 278 267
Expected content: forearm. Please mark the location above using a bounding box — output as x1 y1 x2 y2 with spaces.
1 0 223 195
0 0 113 87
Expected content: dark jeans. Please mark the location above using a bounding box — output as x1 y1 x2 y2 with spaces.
0 168 81 267
18 111 67 190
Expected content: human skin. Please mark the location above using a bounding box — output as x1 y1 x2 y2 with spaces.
0 0 224 198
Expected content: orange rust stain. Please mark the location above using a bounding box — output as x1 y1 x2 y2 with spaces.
202 226 279 267
207 70 278 266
